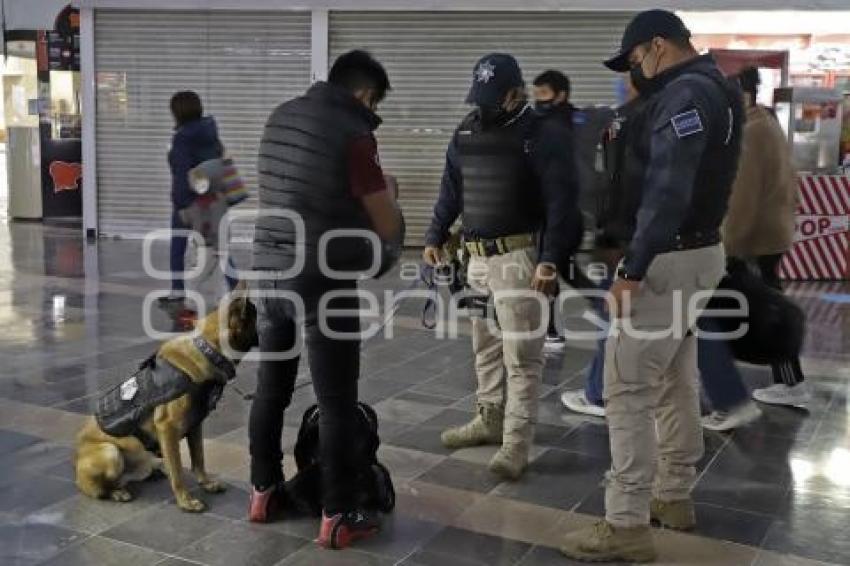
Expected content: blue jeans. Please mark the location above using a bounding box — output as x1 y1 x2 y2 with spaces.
583 289 749 412
696 318 750 411
170 209 189 292
584 277 612 407
170 208 238 293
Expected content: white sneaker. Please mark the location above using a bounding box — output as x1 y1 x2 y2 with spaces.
560 389 606 418
752 383 812 408
701 402 762 432
544 335 567 353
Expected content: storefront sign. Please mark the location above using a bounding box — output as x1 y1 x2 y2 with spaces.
781 174 850 280
48 161 83 193
794 214 850 242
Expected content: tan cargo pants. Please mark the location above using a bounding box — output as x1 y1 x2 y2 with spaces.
467 248 547 448
604 244 725 527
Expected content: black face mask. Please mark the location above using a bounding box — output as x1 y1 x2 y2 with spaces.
535 100 557 113
629 47 658 96
629 64 655 96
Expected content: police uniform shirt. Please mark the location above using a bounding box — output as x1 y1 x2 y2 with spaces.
621 54 743 280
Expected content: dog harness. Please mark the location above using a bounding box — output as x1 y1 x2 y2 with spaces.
95 337 236 455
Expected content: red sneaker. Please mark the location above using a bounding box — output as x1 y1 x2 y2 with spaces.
316 509 380 550
175 308 198 331
248 484 285 523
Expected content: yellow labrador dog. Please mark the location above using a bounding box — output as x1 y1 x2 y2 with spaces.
74 289 257 512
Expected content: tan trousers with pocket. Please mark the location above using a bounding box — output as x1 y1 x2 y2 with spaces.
604 244 725 527
467 248 547 448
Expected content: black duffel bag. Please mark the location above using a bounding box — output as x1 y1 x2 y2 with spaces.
285 402 395 517
704 258 805 366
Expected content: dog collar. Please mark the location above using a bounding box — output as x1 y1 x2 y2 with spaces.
192 336 237 382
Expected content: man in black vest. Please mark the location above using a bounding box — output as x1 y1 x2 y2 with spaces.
423 53 581 481
248 51 402 550
560 11 743 562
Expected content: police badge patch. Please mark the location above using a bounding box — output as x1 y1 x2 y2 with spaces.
475 61 496 83
671 109 704 138
120 377 139 401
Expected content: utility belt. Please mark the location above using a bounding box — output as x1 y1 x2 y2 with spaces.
660 230 721 253
464 233 535 258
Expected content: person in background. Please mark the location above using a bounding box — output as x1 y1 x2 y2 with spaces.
559 73 645 417
424 53 581 481
723 66 809 407
160 91 234 320
248 50 402 550
533 70 579 353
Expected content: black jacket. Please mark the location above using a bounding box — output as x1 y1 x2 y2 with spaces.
596 97 650 248
168 117 223 209
620 54 743 279
425 105 582 266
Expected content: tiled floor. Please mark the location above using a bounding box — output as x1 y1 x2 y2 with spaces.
1 222 849 565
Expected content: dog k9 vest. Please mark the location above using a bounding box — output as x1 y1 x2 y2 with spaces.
95 345 231 454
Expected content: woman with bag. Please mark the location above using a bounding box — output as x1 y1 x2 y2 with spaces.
159 91 240 323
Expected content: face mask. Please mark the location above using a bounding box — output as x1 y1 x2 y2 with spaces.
629 65 654 95
629 45 661 95
535 100 557 113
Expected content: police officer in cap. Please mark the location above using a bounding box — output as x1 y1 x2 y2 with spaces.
560 11 742 563
423 53 580 481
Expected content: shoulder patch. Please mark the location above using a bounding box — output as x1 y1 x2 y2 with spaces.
572 111 587 126
671 109 704 138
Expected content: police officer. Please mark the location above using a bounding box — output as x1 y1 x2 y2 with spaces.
560 11 743 563
423 53 580 481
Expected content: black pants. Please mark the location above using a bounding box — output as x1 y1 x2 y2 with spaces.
757 254 805 387
248 278 361 514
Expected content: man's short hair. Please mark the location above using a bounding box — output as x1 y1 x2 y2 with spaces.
734 66 761 101
533 70 571 98
328 50 391 103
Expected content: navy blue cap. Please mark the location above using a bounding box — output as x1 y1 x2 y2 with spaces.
604 10 691 72
465 53 524 106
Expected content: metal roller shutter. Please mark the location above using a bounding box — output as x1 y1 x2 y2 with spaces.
329 11 635 246
95 10 311 238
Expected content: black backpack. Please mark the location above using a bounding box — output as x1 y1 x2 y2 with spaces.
704 259 805 365
285 402 395 516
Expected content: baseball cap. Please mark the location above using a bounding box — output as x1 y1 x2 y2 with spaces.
604 10 691 72
465 53 524 106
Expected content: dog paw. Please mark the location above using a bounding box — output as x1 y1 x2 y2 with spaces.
200 479 227 494
110 489 133 503
177 496 207 513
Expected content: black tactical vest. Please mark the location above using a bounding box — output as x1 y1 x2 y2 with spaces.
253 82 379 280
457 110 541 239
95 350 230 455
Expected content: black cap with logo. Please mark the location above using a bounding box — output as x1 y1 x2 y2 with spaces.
604 10 691 72
465 53 525 106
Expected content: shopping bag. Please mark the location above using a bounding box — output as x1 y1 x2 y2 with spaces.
188 157 248 206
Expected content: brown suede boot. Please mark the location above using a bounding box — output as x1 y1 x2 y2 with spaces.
441 403 504 449
488 443 528 481
560 520 657 563
650 498 696 531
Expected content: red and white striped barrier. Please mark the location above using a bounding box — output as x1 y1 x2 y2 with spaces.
780 174 850 281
